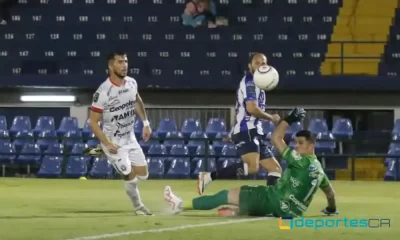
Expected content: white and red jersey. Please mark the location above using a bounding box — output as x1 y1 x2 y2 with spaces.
91 77 139 147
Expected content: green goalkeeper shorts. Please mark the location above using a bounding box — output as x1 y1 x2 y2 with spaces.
239 185 276 216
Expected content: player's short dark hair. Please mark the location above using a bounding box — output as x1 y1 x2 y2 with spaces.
248 52 263 63
295 130 315 143
107 51 127 62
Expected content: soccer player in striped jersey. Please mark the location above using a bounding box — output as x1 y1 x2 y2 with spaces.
198 53 282 195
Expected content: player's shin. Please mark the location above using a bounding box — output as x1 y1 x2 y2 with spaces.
124 178 142 208
210 162 248 180
192 190 229 210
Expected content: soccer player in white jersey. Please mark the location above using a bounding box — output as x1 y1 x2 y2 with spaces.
89 51 153 215
198 53 283 194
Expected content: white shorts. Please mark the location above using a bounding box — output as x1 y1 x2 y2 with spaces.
101 143 147 175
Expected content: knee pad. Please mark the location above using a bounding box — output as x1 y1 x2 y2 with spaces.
136 172 149 181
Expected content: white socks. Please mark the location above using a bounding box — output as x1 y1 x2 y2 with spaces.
124 178 142 209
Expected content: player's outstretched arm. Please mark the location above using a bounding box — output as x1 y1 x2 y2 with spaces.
135 93 149 122
321 183 338 215
246 101 280 123
89 111 110 146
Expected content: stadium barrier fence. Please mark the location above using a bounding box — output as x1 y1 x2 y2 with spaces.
0 135 397 181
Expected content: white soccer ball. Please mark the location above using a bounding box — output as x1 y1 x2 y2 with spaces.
253 65 279 91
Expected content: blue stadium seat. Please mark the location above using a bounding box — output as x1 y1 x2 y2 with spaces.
147 144 167 157
57 117 79 136
165 158 190 178
308 118 328 135
65 156 88 178
221 144 237 157
285 121 303 139
187 131 208 155
139 136 159 154
33 116 55 137
15 143 41 165
86 132 100 147
213 132 230 155
191 158 216 177
13 130 34 152
37 156 62 178
147 157 165 179
181 118 202 139
156 118 177 139
63 130 83 150
82 119 102 139
392 119 400 136
71 143 91 162
0 130 10 144
258 167 268 179
385 148 400 167
315 132 336 153
89 156 113 178
164 131 184 151
36 130 58 151
0 116 7 130
195 144 216 157
0 142 16 164
10 116 32 136
384 157 398 181
169 144 189 156
332 118 353 138
44 143 64 157
262 120 275 138
205 118 226 139
389 133 400 150
218 157 237 168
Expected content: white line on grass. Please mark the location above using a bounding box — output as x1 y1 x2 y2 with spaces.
65 217 273 240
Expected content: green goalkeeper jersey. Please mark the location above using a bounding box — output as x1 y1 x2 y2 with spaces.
268 147 331 217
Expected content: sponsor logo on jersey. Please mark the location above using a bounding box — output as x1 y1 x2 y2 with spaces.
110 100 135 112
309 171 321 179
291 150 302 160
113 130 131 138
93 92 100 103
280 201 290 212
290 177 300 187
111 109 135 122
119 88 129 95
116 120 135 129
108 95 118 101
308 164 317 171
289 195 308 212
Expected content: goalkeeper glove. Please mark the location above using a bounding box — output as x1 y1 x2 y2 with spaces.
284 107 306 125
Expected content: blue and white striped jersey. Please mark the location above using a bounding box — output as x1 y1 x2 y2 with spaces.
232 74 266 135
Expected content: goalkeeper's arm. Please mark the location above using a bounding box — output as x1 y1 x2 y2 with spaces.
321 184 337 213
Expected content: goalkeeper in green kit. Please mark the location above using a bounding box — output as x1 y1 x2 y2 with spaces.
163 108 339 217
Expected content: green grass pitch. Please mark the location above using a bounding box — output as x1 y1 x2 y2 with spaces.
0 179 398 240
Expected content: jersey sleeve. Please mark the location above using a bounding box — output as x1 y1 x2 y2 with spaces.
282 147 304 168
90 90 107 113
243 80 257 101
319 173 331 189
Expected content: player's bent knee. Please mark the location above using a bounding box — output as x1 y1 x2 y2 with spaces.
136 172 149 181
260 157 282 173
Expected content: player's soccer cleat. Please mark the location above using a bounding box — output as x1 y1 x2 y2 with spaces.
134 204 154 216
83 145 104 156
164 186 183 215
321 208 339 216
197 172 212 195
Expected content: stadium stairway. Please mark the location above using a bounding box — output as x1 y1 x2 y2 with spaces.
335 157 386 181
322 0 397 75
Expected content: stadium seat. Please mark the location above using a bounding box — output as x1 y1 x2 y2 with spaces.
393 119 400 136
82 119 102 140
213 132 230 155
332 118 353 138
315 132 336 153
44 143 64 157
191 158 216 177
37 156 62 178
0 116 7 130
86 132 100 147
0 130 10 144
384 157 399 181
156 118 178 139
384 148 400 167
205 118 226 139
165 158 191 178
308 118 329 135
71 143 91 162
187 131 208 155
195 144 216 157
285 121 303 139
9 116 32 136
262 120 275 138
57 117 79 137
139 137 159 154
147 144 167 157
258 167 268 179
221 144 237 157
164 131 184 151
13 130 34 152
63 130 83 150
65 156 88 178
389 133 400 150
89 156 113 178
147 157 165 179
181 118 202 139
36 130 58 151
33 116 55 137
15 143 41 165
0 142 16 164
218 157 237 168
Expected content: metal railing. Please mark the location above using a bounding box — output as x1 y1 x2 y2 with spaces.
325 41 387 74
0 135 398 181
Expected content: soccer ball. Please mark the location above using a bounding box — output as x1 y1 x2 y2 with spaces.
253 65 279 91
